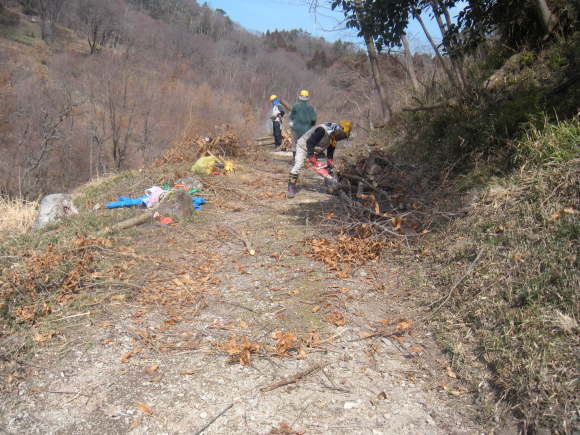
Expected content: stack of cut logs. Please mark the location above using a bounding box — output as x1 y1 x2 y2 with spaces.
254 126 293 151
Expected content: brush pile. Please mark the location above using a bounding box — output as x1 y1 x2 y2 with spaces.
153 133 242 167
336 151 426 237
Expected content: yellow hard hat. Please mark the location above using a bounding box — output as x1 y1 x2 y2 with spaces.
339 120 352 138
299 89 309 97
269 94 277 101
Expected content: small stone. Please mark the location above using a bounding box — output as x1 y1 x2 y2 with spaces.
200 412 208 419
356 269 368 278
344 400 361 410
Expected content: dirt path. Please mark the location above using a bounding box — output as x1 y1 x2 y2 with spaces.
1 153 487 434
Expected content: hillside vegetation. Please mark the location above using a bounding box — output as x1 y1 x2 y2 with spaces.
0 0 430 198
365 35 579 432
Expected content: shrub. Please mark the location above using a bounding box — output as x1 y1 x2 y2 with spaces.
0 7 20 26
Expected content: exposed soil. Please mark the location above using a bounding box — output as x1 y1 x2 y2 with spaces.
1 153 511 434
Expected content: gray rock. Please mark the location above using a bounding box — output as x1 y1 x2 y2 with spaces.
156 190 194 222
33 194 79 230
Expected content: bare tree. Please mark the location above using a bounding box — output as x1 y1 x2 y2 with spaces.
414 11 457 88
353 0 392 122
36 0 66 40
533 0 558 34
429 0 465 89
401 35 420 93
77 0 120 54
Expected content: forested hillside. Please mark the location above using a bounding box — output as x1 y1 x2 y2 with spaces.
0 0 433 197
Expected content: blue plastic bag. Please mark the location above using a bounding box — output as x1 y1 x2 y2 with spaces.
105 196 148 209
192 196 206 211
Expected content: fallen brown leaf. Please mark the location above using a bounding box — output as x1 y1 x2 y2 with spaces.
269 421 305 435
395 319 411 332
144 364 159 375
271 330 297 356
446 366 458 378
324 311 346 327
33 331 57 343
136 402 153 415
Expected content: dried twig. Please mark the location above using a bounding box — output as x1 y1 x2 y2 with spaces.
337 191 413 238
428 248 484 317
260 363 327 392
53 311 91 321
224 225 255 255
214 299 257 313
193 403 234 435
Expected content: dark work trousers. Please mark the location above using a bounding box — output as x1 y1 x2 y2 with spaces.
272 120 282 149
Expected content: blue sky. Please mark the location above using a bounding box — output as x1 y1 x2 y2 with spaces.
207 0 442 53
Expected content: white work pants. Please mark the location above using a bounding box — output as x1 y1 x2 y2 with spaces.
290 139 308 176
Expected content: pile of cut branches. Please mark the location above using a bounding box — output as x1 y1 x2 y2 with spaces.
0 236 110 326
335 151 427 238
153 133 242 167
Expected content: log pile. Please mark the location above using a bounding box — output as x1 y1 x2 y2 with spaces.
254 125 293 151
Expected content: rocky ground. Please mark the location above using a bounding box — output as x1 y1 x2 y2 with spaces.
0 152 509 435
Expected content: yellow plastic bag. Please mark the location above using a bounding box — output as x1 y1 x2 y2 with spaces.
224 160 235 174
191 156 217 175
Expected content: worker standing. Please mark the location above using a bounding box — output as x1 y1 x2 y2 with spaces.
289 90 317 164
269 94 285 150
287 120 352 198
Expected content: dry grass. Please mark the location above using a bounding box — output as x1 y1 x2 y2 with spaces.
369 106 578 431
0 196 38 243
424 154 579 431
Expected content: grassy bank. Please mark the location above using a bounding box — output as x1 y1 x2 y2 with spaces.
364 34 580 431
425 120 578 431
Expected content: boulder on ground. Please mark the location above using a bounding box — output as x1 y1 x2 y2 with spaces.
33 194 79 230
156 190 194 222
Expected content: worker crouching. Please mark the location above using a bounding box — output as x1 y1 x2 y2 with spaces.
287 120 352 198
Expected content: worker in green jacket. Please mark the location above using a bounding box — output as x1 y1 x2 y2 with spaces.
289 90 317 164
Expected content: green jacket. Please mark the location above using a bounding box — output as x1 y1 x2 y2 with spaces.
290 101 317 139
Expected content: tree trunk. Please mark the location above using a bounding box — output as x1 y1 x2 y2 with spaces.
430 0 465 90
355 0 392 123
533 0 558 34
414 12 457 88
439 1 467 88
401 35 420 93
